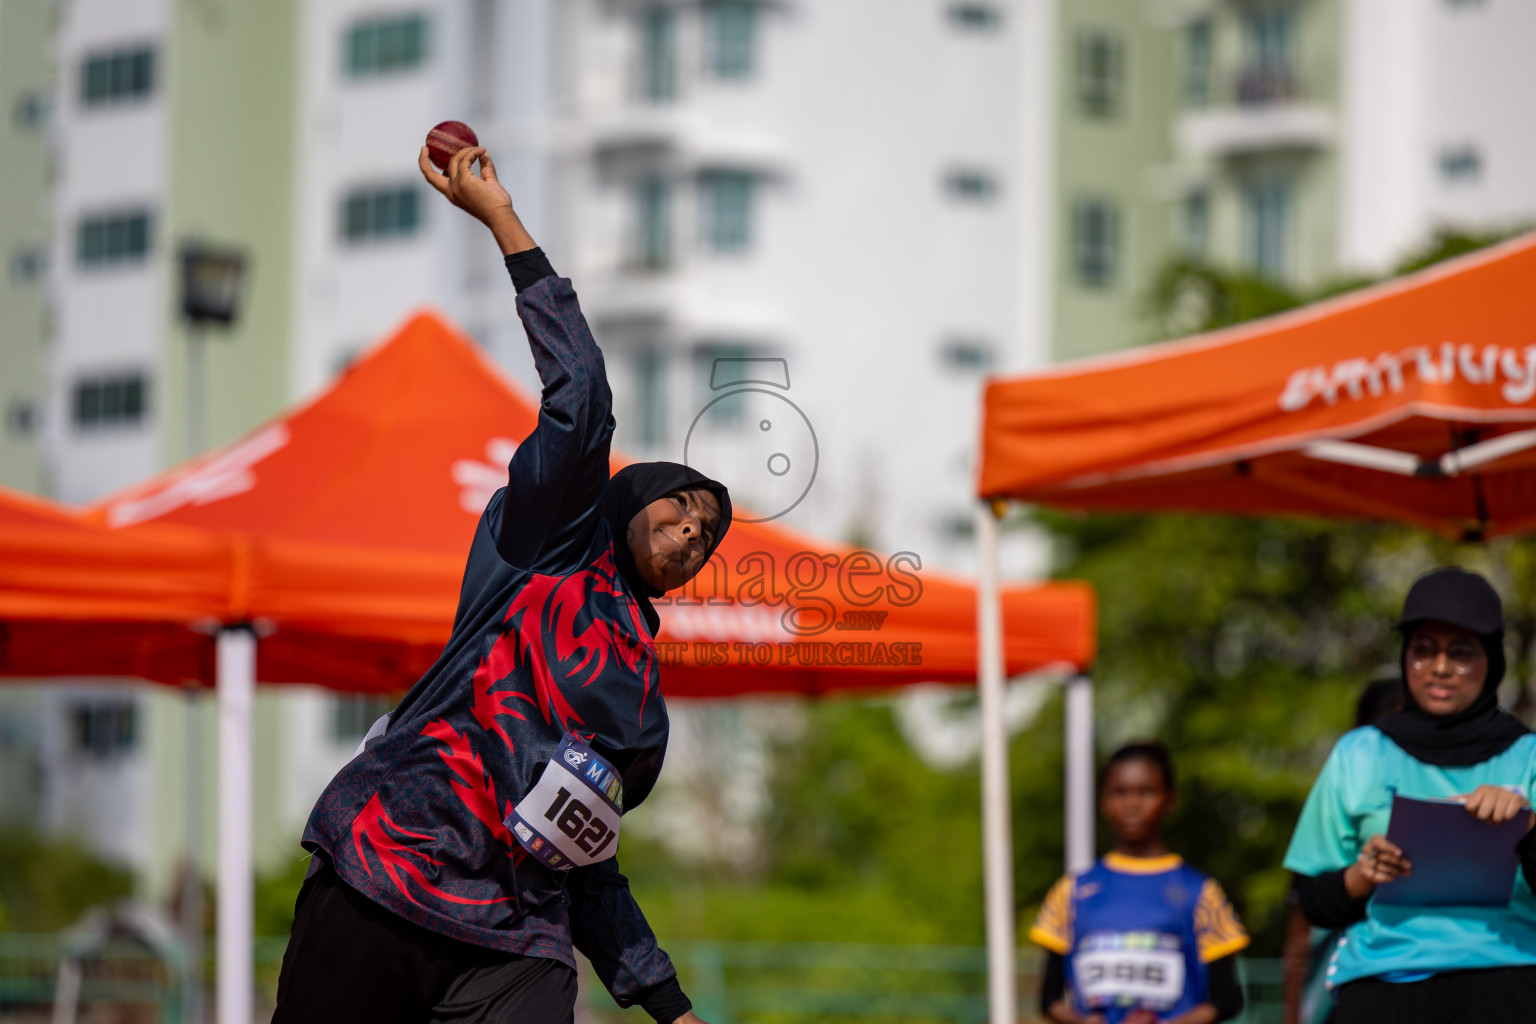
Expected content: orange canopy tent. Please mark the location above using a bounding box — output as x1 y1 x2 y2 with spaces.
0 486 233 681
969 231 1536 1024
85 310 1095 694
979 231 1536 538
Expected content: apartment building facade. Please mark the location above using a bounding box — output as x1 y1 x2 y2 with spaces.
1050 0 1536 362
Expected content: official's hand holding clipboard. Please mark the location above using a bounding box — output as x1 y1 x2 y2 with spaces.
1376 793 1534 907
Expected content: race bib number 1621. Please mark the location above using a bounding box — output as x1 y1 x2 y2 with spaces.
505 736 624 871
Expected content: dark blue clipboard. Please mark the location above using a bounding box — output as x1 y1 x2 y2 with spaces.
1376 794 1532 907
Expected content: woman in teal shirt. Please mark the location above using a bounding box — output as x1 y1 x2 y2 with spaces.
1285 567 1536 1023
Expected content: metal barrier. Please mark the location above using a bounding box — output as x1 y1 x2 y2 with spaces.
0 933 181 1022
0 936 1286 1023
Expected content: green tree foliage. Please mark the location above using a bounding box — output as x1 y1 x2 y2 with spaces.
254 853 312 938
0 828 134 931
628 698 988 945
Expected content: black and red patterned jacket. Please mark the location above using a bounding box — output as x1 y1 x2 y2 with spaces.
302 256 683 1011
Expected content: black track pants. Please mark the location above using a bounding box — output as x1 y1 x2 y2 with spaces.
1333 965 1536 1024
272 862 578 1024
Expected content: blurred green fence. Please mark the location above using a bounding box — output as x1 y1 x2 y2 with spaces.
0 935 1285 1023
586 944 1285 1024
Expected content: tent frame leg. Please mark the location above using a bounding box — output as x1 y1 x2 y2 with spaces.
217 628 255 1024
1064 674 1095 874
974 502 1015 1024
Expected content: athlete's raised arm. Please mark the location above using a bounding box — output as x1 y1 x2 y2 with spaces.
421 145 616 573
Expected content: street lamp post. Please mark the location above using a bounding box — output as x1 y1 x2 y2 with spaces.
177 242 247 1024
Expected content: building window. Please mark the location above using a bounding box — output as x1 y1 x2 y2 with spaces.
1243 178 1291 280
934 511 976 542
639 7 677 103
14 90 51 129
72 371 148 431
944 168 999 202
70 699 137 759
633 175 673 271
10 246 47 285
1182 190 1210 256
346 14 428 78
694 344 756 427
1071 198 1119 288
636 348 668 446
1184 19 1212 107
948 3 1001 31
704 1 757 80
939 337 995 372
77 210 153 268
1439 145 1482 183
81 46 155 107
1076 30 1123 119
699 170 754 254
1239 7 1295 104
331 695 394 744
341 185 421 243
6 400 38 438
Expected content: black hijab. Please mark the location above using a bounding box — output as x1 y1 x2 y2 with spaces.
600 462 732 635
1375 567 1531 767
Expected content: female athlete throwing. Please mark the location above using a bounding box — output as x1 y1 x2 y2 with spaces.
273 144 730 1024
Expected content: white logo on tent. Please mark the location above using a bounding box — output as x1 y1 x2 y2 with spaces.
107 424 292 527
451 438 520 514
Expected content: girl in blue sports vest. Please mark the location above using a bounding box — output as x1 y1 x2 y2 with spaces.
1285 567 1536 1023
1031 743 1249 1024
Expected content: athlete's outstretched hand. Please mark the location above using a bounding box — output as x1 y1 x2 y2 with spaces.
418 144 536 256
672 1012 712 1024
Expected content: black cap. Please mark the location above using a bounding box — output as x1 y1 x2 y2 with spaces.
1396 567 1504 637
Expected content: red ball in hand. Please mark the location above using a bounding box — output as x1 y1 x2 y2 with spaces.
425 120 479 171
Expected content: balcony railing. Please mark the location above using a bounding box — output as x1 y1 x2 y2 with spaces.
1234 65 1299 106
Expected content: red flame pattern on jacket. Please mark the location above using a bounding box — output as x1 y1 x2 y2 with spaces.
423 717 517 848
350 793 511 907
342 553 661 914
471 551 659 754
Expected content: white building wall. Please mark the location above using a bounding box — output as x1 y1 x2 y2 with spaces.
1340 0 1536 273
1418 0 1536 235
565 0 1035 568
48 0 168 504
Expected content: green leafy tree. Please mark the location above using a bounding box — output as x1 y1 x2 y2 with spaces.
0 828 134 931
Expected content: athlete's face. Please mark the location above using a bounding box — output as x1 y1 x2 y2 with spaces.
626 488 722 592
1100 758 1174 847
1404 621 1487 718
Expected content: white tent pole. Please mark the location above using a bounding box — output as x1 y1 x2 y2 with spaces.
217 627 255 1024
1064 674 1095 874
975 501 1016 1024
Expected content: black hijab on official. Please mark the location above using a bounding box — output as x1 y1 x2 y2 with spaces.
1375 566 1531 767
601 462 732 635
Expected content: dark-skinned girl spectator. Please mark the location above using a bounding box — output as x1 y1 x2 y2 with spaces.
1030 742 1249 1024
